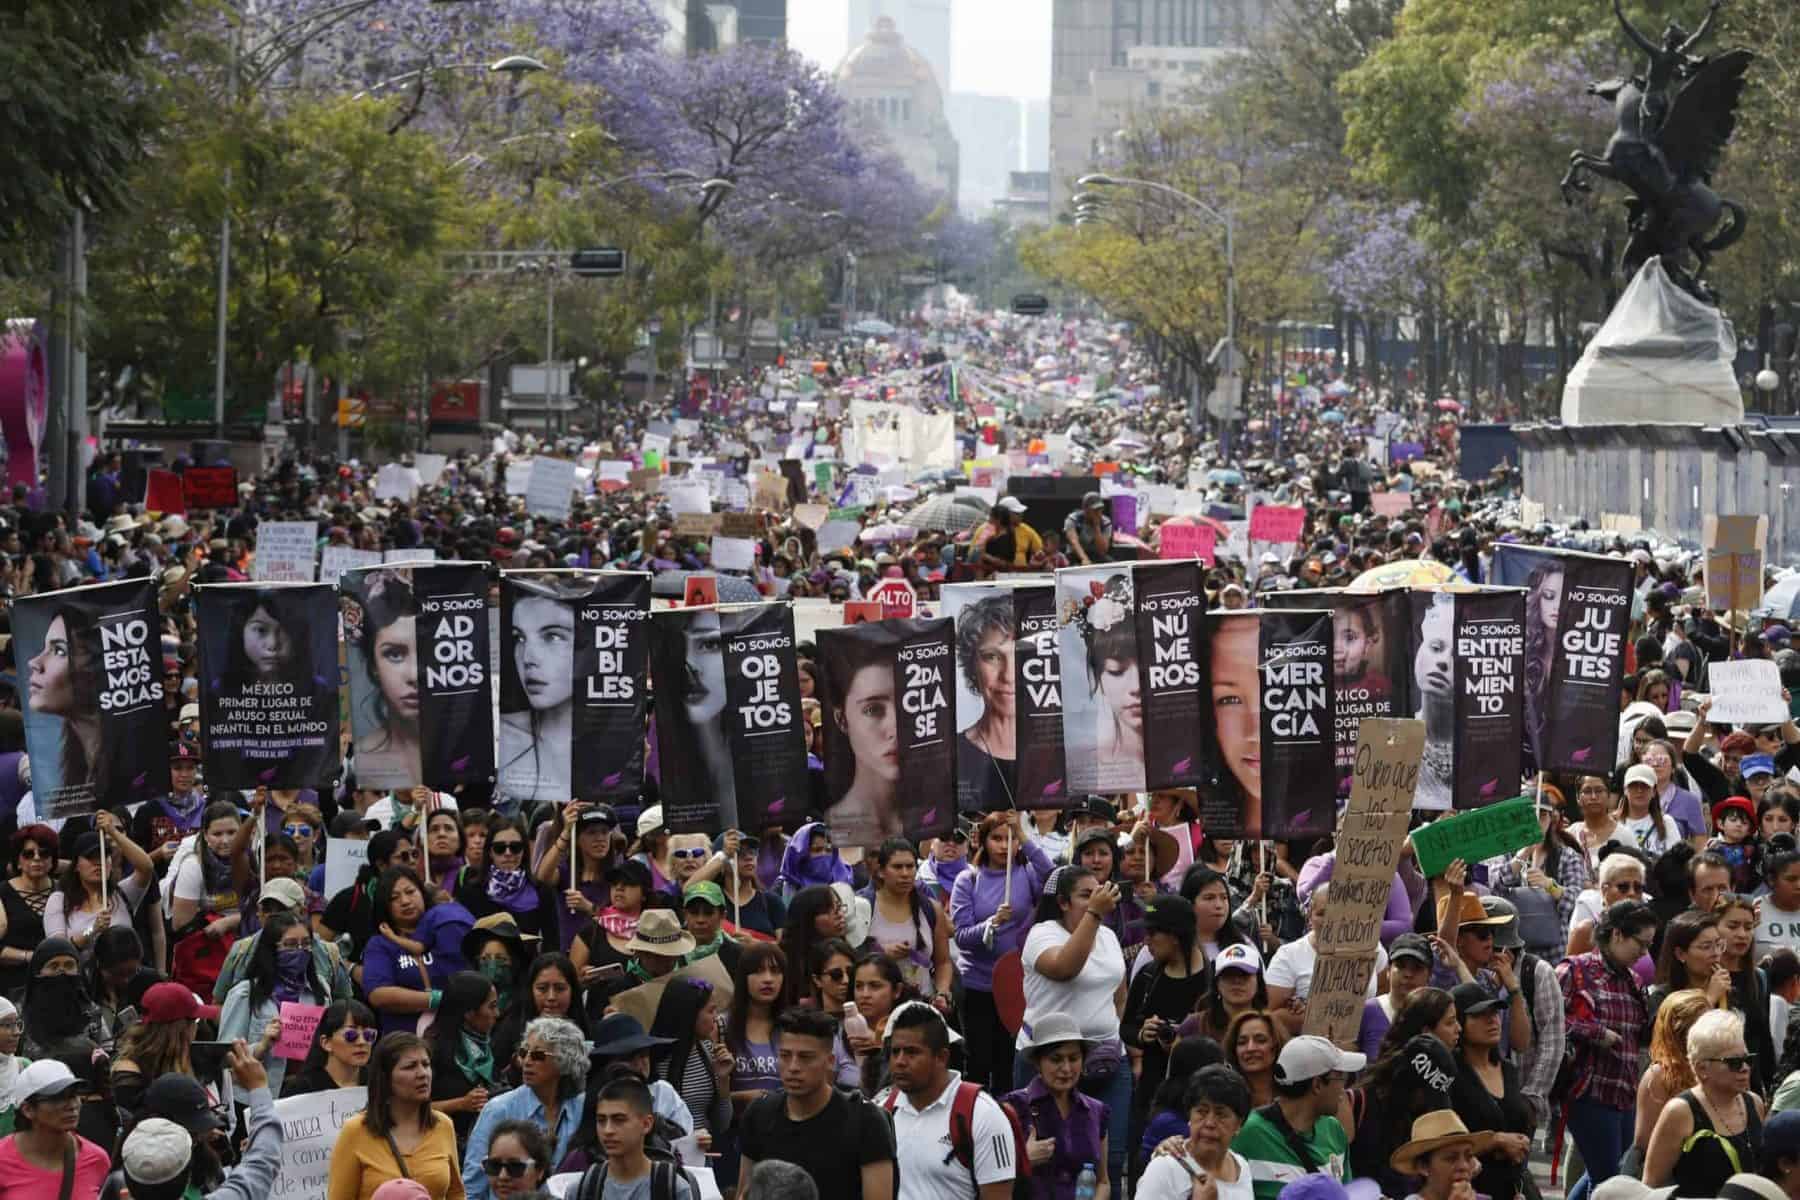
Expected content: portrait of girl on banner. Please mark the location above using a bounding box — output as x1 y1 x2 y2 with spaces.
197 584 339 789
342 567 423 789
1057 568 1146 794
499 572 587 804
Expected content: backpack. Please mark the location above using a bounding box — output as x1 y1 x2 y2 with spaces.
574 1157 700 1200
882 1080 1033 1200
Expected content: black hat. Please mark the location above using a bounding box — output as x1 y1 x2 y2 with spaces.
590 1012 675 1060
1139 894 1197 939
1071 826 1116 862
1389 933 1433 966
1067 795 1117 823
578 804 619 829
72 832 103 861
1451 981 1505 1019
608 859 654 890
142 1073 224 1134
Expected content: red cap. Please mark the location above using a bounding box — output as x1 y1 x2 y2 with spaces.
1714 796 1756 826
141 981 221 1024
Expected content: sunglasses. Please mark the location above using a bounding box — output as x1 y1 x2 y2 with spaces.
282 825 313 838
483 1159 536 1179
490 841 526 856
1610 881 1644 894
16 848 50 861
336 1028 378 1043
520 1048 552 1063
1708 1055 1753 1071
819 967 850 983
672 848 709 860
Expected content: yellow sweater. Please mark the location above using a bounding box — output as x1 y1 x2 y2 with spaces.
327 1110 466 1200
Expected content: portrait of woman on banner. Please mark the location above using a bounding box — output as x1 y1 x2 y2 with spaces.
1412 590 1458 810
1522 558 1564 767
1064 571 1145 793
203 586 337 787
343 568 423 789
650 607 739 830
23 603 111 809
499 574 586 805
1205 612 1263 838
954 592 1018 811
820 630 904 847
1336 597 1394 708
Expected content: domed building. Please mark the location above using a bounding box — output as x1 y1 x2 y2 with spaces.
834 16 960 208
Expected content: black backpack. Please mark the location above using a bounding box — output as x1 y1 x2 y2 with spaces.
574 1158 701 1200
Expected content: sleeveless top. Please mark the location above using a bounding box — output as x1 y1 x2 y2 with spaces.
1671 1089 1762 1198
0 881 48 998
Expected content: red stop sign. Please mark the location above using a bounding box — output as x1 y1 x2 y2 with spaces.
865 578 916 619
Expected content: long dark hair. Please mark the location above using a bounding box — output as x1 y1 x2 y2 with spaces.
872 837 929 950
650 977 715 1092
1362 988 1457 1097
298 1000 377 1078
780 885 843 1007
1656 910 1722 989
364 1032 440 1136
351 569 419 744
498 578 584 799
728 942 787 1046
38 604 112 796
1195 964 1269 1037
373 865 434 930
1032 864 1094 926
246 912 326 1008
348 828 413 915
220 588 315 691
429 970 498 1074
820 630 899 798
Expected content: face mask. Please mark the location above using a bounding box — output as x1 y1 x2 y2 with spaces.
30 976 88 1036
277 947 311 976
480 960 512 987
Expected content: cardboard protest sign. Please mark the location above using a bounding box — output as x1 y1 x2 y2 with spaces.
793 503 829 530
276 1002 326 1060
1707 659 1788 726
674 513 722 537
1705 515 1767 613
1411 794 1539 877
628 467 661 492
251 522 318 583
720 512 762 539
273 1088 368 1199
754 471 788 511
182 466 238 509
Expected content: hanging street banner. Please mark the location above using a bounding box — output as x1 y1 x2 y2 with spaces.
498 571 650 807
196 584 340 789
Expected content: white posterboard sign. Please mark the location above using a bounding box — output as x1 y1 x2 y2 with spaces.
664 480 712 516
414 453 448 486
505 461 532 495
252 522 318 582
711 537 756 572
1706 660 1789 726
384 548 436 564
324 838 369 898
374 463 421 501
526 456 578 521
320 546 383 585
274 1087 369 1200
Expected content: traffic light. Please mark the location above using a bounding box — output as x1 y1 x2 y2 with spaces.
1012 294 1050 316
570 248 627 277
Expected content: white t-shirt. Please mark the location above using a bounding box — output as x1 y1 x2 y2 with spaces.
1621 812 1683 856
1020 918 1126 1047
1266 935 1387 1001
877 1072 1016 1200
1774 994 1792 1058
43 873 150 942
1138 1150 1254 1200
1756 901 1800 961
1572 888 1605 931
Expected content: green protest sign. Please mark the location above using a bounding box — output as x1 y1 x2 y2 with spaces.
1411 795 1538 878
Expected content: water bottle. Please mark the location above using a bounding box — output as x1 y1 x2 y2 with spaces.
842 1001 871 1041
1075 1164 1097 1200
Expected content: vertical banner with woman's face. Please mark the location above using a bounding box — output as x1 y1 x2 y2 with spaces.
13 578 166 818
1407 588 1525 810
1265 588 1409 797
195 583 341 789
941 583 1020 813
1013 584 1066 809
1202 610 1335 840
651 603 809 835
342 563 494 793
1134 561 1207 790
818 617 955 846
1057 565 1147 795
1492 546 1632 773
499 571 650 806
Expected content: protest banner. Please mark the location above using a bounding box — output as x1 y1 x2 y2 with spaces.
272 1087 367 1200
319 546 382 585
251 521 318 583
1013 584 1066 808
651 603 809 834
712 537 756 572
324 837 368 898
941 583 1023 812
1492 546 1633 773
275 1002 326 1060
196 584 340 789
341 563 493 793
382 547 435 564
721 512 762 539
754 471 788 511
1450 588 1525 809
499 572 651 806
1112 494 1138 536
1057 565 1146 794
628 467 661 492
1158 522 1215 563
1134 561 1207 790
1707 659 1789 726
663 480 711 516
1371 491 1412 518
13 578 168 819
1411 794 1540 877
1304 718 1424 1048
1705 515 1767 614
146 468 185 512
793 503 829 530
1248 504 1305 544
182 465 238 509
525 456 578 520
818 618 956 844
674 512 722 537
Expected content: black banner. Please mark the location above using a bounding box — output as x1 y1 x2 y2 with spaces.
941 584 1019 813
196 584 340 789
1014 585 1066 810
1135 561 1207 791
1265 588 1409 797
818 618 956 846
499 571 650 806
1492 546 1633 773
14 579 166 818
1405 588 1525 810
652 604 809 835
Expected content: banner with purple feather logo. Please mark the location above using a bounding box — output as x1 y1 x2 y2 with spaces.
1133 560 1207 790
195 583 340 790
1406 588 1526 810
12 578 167 819
1014 584 1066 811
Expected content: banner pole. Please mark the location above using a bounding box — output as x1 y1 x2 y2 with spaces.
571 815 580 915
732 856 742 930
99 823 109 910
418 806 430 887
259 826 267 895
1004 824 1014 910
1259 841 1268 927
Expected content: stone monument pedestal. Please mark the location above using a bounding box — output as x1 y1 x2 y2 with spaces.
1562 257 1744 425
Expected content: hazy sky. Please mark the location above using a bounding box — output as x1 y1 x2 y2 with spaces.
786 0 1052 99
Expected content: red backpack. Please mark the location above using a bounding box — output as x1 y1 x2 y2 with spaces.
883 1081 1034 1200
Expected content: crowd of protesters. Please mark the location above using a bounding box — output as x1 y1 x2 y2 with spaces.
2 311 1800 1200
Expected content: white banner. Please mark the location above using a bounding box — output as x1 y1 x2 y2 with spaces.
274 1087 368 1200
252 522 318 583
319 546 382 585
504 461 532 495
525 456 578 521
1706 660 1789 726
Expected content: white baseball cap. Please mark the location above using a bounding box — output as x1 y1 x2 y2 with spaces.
9 1060 78 1107
1274 1035 1366 1083
995 496 1027 514
1624 763 1658 791
1215 942 1263 975
123 1117 194 1186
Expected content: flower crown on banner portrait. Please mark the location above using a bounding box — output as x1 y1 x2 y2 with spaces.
1060 572 1134 646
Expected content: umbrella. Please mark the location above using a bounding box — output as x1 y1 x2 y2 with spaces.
1754 573 1800 621
1032 354 1060 371
1347 559 1458 592
1207 468 1244 486
901 493 990 533
858 523 917 544
1319 410 1347 424
1436 398 1463 413
1324 380 1353 398
649 571 764 603
850 318 897 336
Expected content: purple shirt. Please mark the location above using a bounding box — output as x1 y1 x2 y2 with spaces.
948 838 1055 991
1003 1079 1109 1200
361 932 432 1036
1660 786 1706 841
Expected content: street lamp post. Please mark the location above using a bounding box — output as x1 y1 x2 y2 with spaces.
1078 172 1236 438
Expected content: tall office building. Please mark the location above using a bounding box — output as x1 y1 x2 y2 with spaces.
734 0 788 43
848 0 952 97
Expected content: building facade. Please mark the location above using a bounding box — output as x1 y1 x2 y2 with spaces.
835 17 961 207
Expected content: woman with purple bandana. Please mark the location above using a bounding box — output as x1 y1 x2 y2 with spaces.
776 821 852 900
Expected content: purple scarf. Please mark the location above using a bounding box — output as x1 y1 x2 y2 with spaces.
486 868 539 913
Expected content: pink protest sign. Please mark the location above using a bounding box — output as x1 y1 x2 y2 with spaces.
1371 491 1412 518
1159 523 1216 564
276 1001 327 1061
1249 505 1306 544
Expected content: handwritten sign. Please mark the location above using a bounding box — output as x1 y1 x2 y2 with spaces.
324 837 368 899
525 456 578 521
1304 719 1423 1048
1707 659 1788 726
1248 504 1306 545
252 522 318 583
711 537 756 572
320 547 383 585
272 1087 367 1200
754 471 788 512
674 512 722 538
183 466 238 510
629 468 661 493
721 512 762 539
1158 523 1215 564
1410 794 1539 879
276 1001 326 1061
794 503 829 530
1705 515 1766 613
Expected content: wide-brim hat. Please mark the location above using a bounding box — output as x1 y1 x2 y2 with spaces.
589 1012 675 1059
626 909 697 958
1389 1110 1497 1175
1019 1012 1097 1058
1136 827 1180 880
461 913 537 965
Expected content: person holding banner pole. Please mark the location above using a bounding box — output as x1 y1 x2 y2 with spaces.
950 810 1054 1095
43 815 155 956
